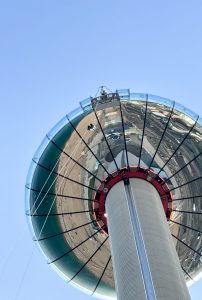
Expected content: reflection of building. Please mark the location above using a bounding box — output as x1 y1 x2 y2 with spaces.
26 89 202 299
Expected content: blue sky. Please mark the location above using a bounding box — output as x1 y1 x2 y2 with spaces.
0 0 202 299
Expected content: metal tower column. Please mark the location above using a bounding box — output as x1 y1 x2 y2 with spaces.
105 178 191 300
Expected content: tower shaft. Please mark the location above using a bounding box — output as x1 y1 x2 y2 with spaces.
106 178 191 300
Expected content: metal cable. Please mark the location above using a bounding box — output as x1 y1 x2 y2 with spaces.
68 236 108 282
138 95 148 167
27 209 94 217
158 117 199 175
67 118 110 175
92 255 111 295
26 186 95 202
34 220 96 241
48 227 103 264
170 219 202 234
170 176 202 192
47 135 102 182
148 102 175 169
165 152 202 183
92 107 119 171
119 100 130 169
172 233 201 256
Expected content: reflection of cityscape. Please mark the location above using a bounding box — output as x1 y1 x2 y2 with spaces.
26 90 202 299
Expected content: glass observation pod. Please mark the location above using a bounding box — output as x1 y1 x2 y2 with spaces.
25 90 202 299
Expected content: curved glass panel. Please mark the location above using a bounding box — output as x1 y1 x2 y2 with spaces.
148 93 174 108
25 184 31 212
198 116 202 126
25 186 36 239
130 92 147 101
117 89 130 100
32 135 50 163
80 97 93 112
67 106 84 121
174 101 198 121
47 116 69 140
26 160 37 186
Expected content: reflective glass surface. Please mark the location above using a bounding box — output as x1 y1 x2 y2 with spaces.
25 90 202 297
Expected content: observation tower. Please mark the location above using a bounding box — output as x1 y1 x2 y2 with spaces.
26 88 202 300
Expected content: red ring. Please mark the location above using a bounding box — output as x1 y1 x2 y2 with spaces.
93 166 173 236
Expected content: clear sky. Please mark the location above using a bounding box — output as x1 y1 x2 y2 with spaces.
0 0 202 299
